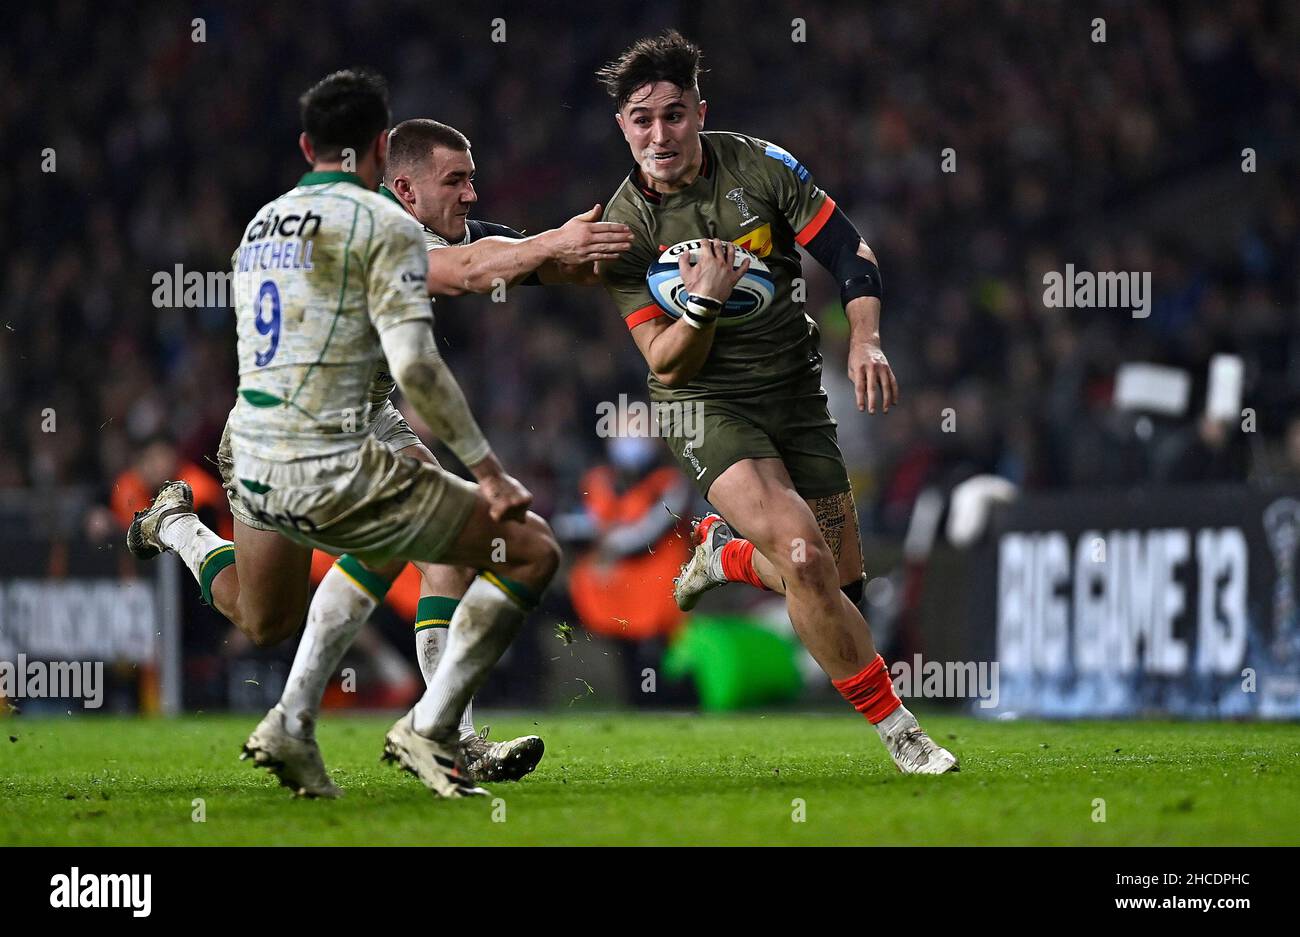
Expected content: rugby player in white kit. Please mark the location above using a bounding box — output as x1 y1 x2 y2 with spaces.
129 69 629 797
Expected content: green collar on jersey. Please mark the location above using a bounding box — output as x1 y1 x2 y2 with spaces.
298 170 368 189
378 184 400 204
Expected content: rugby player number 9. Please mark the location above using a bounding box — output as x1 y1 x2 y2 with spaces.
254 279 281 367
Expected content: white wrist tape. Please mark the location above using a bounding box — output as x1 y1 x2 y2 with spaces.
683 296 722 329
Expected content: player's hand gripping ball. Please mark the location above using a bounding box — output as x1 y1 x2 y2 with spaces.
647 239 775 327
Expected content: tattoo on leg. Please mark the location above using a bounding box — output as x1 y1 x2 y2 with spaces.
840 490 865 580
810 492 852 561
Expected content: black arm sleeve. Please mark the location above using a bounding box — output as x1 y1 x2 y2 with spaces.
468 220 542 286
801 205 882 305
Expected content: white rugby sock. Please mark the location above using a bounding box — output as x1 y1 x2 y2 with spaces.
159 514 231 584
874 703 916 741
278 558 387 740
411 576 532 740
416 626 477 740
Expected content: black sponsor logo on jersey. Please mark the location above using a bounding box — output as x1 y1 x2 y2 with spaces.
247 209 323 242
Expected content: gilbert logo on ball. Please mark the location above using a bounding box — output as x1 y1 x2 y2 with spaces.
647 240 775 327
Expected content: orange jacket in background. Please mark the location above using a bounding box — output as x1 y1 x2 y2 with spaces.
111 462 232 540
569 465 690 641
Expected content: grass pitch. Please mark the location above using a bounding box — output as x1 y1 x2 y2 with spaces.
1 712 1297 845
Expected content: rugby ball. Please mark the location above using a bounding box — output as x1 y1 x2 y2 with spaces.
647 240 775 327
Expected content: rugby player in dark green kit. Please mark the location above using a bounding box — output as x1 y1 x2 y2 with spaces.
597 31 958 773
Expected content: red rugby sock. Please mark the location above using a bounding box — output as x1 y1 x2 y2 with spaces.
719 538 768 590
832 654 902 724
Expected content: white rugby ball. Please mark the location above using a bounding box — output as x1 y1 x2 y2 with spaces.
646 240 775 327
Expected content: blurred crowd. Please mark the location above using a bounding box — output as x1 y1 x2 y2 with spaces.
2 0 1298 545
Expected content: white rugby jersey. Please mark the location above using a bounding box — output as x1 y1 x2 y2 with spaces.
228 171 432 461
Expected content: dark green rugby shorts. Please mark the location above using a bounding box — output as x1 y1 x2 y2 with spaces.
656 389 852 500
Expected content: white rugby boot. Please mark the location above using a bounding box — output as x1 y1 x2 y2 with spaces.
125 480 194 560
382 713 488 798
462 727 545 783
241 704 342 798
875 707 960 775
673 513 734 611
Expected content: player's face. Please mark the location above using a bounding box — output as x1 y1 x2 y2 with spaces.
407 147 477 242
615 82 706 192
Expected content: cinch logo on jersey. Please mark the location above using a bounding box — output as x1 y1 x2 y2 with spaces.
246 208 323 242
49 868 151 917
237 208 323 273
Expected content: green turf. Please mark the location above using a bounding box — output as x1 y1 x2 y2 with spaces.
0 712 1297 845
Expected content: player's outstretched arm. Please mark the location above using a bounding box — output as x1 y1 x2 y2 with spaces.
628 238 748 387
378 319 530 522
426 205 632 296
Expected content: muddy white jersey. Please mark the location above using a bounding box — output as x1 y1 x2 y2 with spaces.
228 171 431 461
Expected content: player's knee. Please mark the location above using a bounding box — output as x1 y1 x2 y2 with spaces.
789 549 833 590
242 610 301 648
779 533 835 591
529 528 563 586
234 593 305 647
512 517 561 589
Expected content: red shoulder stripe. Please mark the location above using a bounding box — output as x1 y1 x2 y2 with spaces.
795 195 837 245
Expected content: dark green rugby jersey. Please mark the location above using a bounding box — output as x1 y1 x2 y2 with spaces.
600 131 839 401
